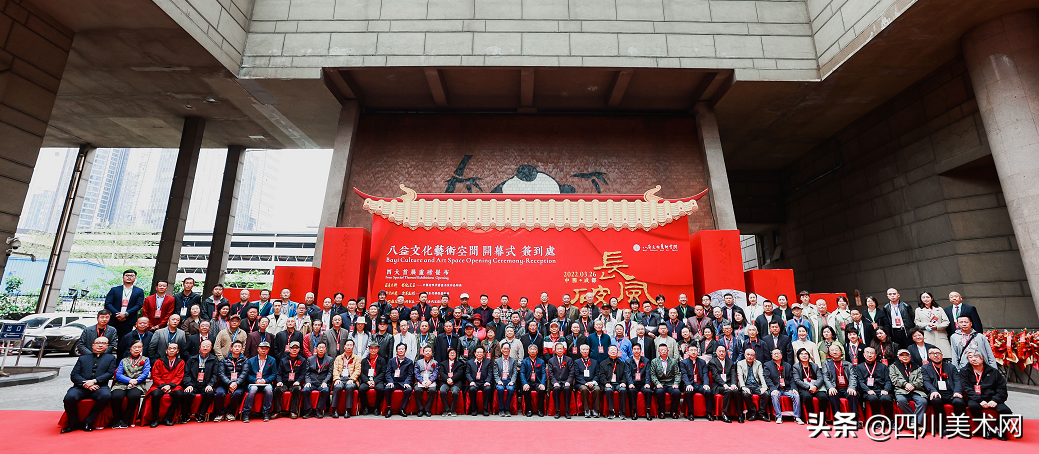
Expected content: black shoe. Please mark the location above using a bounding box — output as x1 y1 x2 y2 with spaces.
738 415 745 423
608 414 614 420
585 411 592 419
632 414 639 420
746 412 756 421
162 419 175 426
150 421 159 428
621 414 627 420
525 411 532 417
242 414 250 423
555 412 561 419
301 412 311 419
538 411 545 417
331 412 339 419
360 408 369 416
316 411 324 419
196 415 206 423
384 411 392 418
399 410 407 418
707 414 715 421
61 426 78 434
647 414 653 421
344 412 351 418
565 413 571 419
82 426 94 432
263 412 270 422
688 415 695 421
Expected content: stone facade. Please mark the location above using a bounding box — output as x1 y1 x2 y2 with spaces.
0 0 72 272
341 114 716 233
240 0 818 80
808 0 914 75
153 0 255 73
774 57 1038 328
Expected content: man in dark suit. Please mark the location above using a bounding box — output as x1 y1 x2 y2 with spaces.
921 347 966 425
384 343 414 417
754 300 784 338
357 343 386 416
763 348 802 424
680 345 713 420
104 269 145 339
434 321 459 363
822 343 859 425
62 336 117 433
761 321 794 364
243 342 278 422
118 316 153 359
856 347 893 417
466 346 493 416
845 310 876 346
79 310 118 356
302 342 333 418
882 288 914 349
627 343 653 420
546 343 576 418
945 292 983 336
173 277 201 319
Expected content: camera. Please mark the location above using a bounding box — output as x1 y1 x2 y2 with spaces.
6 237 20 250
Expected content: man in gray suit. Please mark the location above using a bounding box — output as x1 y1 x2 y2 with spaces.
493 340 520 416
148 313 187 360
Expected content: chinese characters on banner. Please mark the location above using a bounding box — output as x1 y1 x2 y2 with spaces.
368 216 694 305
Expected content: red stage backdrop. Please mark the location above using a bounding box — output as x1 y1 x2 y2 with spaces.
368 216 694 306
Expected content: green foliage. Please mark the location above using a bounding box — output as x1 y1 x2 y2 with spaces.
225 270 268 289
4 276 24 295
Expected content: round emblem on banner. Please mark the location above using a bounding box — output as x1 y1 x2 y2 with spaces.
632 244 641 252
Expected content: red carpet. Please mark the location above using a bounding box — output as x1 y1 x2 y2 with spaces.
1 411 1036 453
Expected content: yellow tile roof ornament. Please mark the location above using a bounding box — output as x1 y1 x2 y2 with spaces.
356 185 707 232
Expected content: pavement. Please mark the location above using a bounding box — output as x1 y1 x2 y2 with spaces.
3 354 1038 418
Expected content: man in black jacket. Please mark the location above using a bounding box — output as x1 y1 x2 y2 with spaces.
681 345 713 421
761 321 794 364
62 337 117 433
118 317 153 359
960 350 1012 439
627 343 653 420
547 343 575 418
763 348 802 424
275 341 307 418
598 345 629 419
921 347 965 425
384 343 414 417
358 343 386 416
302 342 333 418
214 340 248 421
434 320 459 362
856 347 893 417
180 339 217 423
466 346 493 416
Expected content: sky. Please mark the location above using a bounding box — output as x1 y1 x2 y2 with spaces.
25 147 332 232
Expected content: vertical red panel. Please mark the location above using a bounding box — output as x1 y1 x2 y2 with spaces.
272 266 320 301
809 293 848 312
316 227 371 301
689 230 746 306
744 269 796 305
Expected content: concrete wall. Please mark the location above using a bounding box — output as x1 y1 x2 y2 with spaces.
808 0 915 75
773 58 1038 328
342 114 716 232
241 0 818 80
0 0 73 273
152 0 255 73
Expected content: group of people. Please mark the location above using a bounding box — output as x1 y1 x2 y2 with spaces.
60 270 1011 440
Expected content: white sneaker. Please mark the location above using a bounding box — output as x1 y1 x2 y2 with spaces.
796 418 804 425
776 418 783 424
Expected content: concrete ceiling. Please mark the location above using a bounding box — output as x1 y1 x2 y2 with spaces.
716 0 1039 171
36 0 341 149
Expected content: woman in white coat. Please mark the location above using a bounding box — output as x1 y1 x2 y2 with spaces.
913 291 951 357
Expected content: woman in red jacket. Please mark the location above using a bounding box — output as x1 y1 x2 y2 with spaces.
147 343 185 427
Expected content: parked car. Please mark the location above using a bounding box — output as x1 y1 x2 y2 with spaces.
18 313 91 356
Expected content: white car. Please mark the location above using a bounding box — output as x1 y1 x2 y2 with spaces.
18 312 92 356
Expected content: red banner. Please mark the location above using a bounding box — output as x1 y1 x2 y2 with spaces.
368 216 694 307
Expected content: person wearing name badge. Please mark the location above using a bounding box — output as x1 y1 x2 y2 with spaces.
146 343 185 427
467 346 494 416
211 303 231 334
785 304 812 342
680 344 713 421
231 289 256 321
274 341 307 418
762 321 793 365
412 346 438 417
302 341 333 418
242 307 263 334
214 340 248 421
265 300 288 335
104 270 145 339
574 344 600 418
708 344 741 423
330 339 361 418
945 291 983 337
845 331 866 366
883 288 914 349
831 296 853 343
649 344 682 419
109 340 150 428
395 320 418 360
322 315 350 359
816 326 844 369
141 280 174 331
273 317 305 360
179 339 217 423
717 322 743 363
823 343 860 427
914 291 952 357
182 305 205 336
763 347 803 424
186 319 217 359
303 320 324 358
481 326 501 360
214 314 248 360
520 344 547 417
626 342 653 420
846 309 876 346
384 343 414 418
118 317 153 359
358 343 387 416
254 289 274 318
543 320 565 359
494 340 520 416
598 345 630 419
960 350 1012 439
890 348 927 427
855 347 893 419
459 322 480 361
173 277 201 320
245 317 273 358
791 325 818 365
242 341 277 422
61 337 117 433
871 327 896 366
203 285 229 323
792 348 829 421
546 342 576 419
950 316 997 370
147 313 187 361
736 348 769 422
586 319 611 364
438 348 466 416
921 347 966 425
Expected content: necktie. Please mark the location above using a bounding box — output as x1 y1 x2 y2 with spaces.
954 305 960 320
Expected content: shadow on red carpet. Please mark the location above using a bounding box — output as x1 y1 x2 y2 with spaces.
1 411 1036 453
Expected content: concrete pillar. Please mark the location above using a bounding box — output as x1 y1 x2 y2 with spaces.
204 146 245 293
313 101 361 267
964 10 1039 316
36 145 96 313
154 117 205 292
694 102 738 230
0 5 74 274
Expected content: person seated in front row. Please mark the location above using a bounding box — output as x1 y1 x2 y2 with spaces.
241 341 277 422
650 344 681 419
179 339 216 423
214 340 248 421
110 340 150 428
763 347 803 424
384 343 414 417
62 337 117 433
413 346 438 417
856 347 893 418
330 339 361 418
680 344 713 421
737 348 769 422
921 347 966 426
467 346 494 416
960 349 1013 440
302 341 333 418
520 344 546 417
493 339 520 416
627 343 653 420
823 343 859 426
147 343 185 427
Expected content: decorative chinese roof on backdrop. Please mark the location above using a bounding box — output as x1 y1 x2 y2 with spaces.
355 185 708 231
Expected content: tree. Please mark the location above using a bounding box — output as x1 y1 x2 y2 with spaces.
4 276 24 295
224 270 268 289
